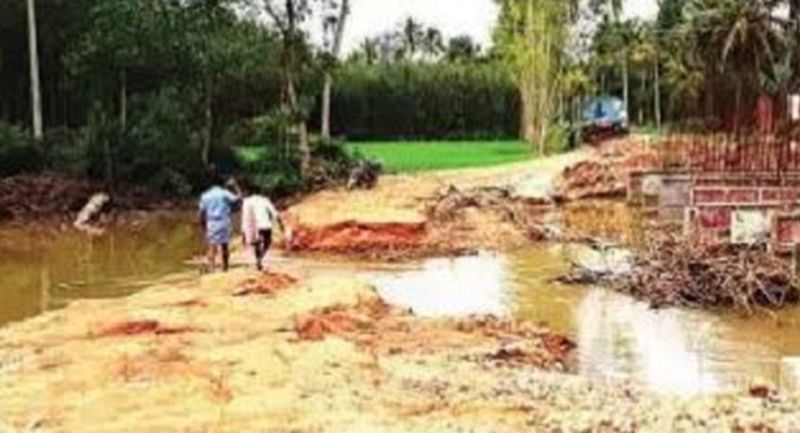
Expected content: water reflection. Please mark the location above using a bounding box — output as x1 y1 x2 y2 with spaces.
576 288 721 394
367 245 800 395
370 252 511 317
0 213 199 325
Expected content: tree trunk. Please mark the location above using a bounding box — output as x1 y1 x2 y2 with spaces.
202 73 213 166
639 70 646 125
62 70 68 127
321 0 350 141
600 71 606 95
104 128 113 188
286 71 310 175
283 0 311 176
120 69 127 130
654 61 662 130
734 77 742 132
26 0 43 139
321 73 333 142
792 0 800 92
622 57 630 119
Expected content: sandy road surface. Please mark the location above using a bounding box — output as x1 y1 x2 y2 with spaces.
288 149 589 228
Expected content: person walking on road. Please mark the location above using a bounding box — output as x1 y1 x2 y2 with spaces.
199 174 241 273
241 183 290 271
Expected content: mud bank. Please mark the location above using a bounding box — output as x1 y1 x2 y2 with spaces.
2 266 799 432
0 172 183 223
284 152 587 259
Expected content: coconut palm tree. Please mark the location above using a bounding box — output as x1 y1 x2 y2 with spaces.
399 17 423 60
420 27 444 61
687 0 785 128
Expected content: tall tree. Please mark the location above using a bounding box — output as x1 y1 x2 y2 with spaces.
629 21 658 125
358 37 379 64
319 0 350 141
400 17 424 60
420 27 444 60
494 0 575 152
446 35 481 62
26 0 42 139
687 0 784 128
263 0 312 176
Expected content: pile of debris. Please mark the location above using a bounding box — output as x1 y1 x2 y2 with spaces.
347 160 383 190
293 298 577 371
555 138 660 201
0 173 95 220
555 160 626 200
426 185 554 241
612 232 800 312
286 185 555 260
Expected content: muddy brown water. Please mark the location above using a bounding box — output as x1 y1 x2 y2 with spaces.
365 245 800 396
0 212 200 325
3 213 800 396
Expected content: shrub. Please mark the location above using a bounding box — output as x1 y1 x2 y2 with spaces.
42 128 86 176
0 121 41 177
312 138 358 183
239 146 305 198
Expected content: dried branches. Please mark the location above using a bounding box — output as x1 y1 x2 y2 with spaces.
613 232 800 313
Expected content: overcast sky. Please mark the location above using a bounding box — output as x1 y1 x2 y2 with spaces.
315 0 660 54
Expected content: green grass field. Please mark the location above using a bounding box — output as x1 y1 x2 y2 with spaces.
235 140 534 174
347 140 532 173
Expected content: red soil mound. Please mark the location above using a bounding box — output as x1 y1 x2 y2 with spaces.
233 272 298 297
294 298 393 341
288 221 426 254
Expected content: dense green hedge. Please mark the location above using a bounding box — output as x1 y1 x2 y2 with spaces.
323 62 520 140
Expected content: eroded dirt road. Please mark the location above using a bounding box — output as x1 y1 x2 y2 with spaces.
2 144 800 432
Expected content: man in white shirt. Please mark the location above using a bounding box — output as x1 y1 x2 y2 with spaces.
241 183 290 271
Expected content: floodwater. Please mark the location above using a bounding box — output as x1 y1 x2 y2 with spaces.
0 212 200 326
366 245 800 395
3 211 800 396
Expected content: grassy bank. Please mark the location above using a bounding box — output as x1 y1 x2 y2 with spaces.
347 140 533 173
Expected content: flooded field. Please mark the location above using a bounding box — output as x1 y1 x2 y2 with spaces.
366 245 800 395
0 212 200 325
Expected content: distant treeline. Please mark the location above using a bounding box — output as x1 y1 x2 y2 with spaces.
320 63 520 141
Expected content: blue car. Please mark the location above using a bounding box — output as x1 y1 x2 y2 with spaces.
581 96 629 139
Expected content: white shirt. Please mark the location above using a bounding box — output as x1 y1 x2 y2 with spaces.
241 195 279 244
